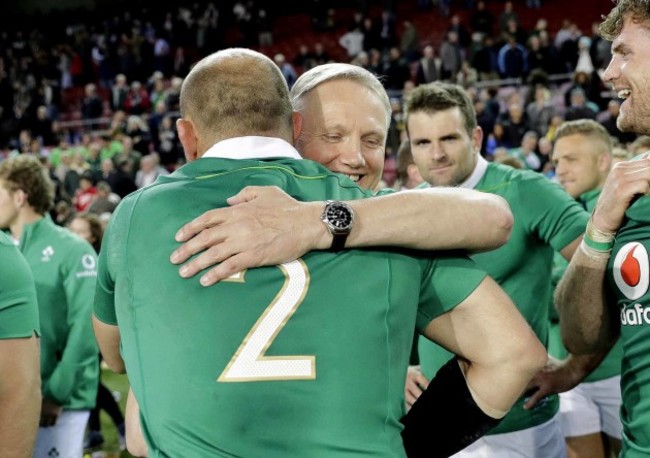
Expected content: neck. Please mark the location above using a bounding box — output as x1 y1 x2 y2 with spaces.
10 208 44 241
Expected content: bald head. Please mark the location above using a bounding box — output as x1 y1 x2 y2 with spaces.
180 48 294 147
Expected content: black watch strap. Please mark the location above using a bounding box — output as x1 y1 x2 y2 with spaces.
330 232 349 252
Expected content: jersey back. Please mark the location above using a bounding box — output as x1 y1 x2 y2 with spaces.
96 157 485 457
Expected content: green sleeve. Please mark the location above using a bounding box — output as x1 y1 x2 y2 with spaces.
516 174 588 252
42 243 99 405
0 242 40 339
93 195 134 326
93 239 117 325
416 252 488 331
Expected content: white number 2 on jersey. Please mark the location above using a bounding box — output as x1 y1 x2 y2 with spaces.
218 259 315 382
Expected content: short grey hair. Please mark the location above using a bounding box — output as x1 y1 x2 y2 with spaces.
289 63 391 129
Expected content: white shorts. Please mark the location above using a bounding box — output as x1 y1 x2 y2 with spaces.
450 414 567 458
559 375 622 440
34 410 90 458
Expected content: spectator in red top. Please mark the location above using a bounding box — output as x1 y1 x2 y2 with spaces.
73 172 97 213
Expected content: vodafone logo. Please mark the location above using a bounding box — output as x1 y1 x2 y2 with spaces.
613 242 650 301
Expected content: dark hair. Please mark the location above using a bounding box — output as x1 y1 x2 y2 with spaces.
404 82 477 136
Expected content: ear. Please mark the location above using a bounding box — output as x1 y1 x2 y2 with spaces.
407 163 423 182
12 188 27 208
176 118 198 162
598 151 613 173
292 111 303 145
472 126 484 155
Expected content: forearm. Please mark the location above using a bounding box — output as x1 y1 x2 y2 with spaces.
344 188 513 251
93 315 125 374
0 337 41 458
423 277 546 415
556 242 619 354
0 389 40 457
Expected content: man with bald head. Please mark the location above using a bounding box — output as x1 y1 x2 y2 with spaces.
93 49 545 457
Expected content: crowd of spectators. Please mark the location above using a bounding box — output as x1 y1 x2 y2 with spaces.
0 0 637 225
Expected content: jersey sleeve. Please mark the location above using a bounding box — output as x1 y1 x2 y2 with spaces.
42 238 99 405
415 252 488 331
93 237 117 325
93 193 137 326
515 173 588 252
0 241 40 339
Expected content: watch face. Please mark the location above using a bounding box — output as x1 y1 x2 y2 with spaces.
325 203 353 231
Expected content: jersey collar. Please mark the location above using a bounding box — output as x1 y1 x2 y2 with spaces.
202 136 302 161
459 155 488 190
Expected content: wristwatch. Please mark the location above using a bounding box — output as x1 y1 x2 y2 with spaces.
321 200 355 252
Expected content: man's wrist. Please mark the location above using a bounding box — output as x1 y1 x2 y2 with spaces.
590 210 619 238
304 202 334 250
320 201 355 251
583 215 616 253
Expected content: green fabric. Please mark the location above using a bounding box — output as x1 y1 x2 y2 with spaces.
606 193 650 455
18 216 98 409
94 155 487 457
0 232 40 339
419 163 589 434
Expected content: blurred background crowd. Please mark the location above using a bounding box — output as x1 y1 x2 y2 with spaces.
0 0 637 230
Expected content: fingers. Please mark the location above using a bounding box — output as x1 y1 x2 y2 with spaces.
178 244 233 280
404 381 424 410
199 252 257 286
523 387 545 410
226 186 263 206
175 208 227 243
404 367 428 411
172 226 228 265
176 186 270 242
405 391 419 411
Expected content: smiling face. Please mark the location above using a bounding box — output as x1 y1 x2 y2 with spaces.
603 15 650 134
408 107 481 187
296 79 387 191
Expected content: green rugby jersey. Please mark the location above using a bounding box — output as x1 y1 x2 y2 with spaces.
94 140 487 458
18 216 99 409
548 188 623 382
0 232 39 339
606 194 650 457
419 160 588 434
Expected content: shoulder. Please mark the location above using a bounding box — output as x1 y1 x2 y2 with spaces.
487 163 555 187
0 231 15 248
0 235 32 279
483 164 566 203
